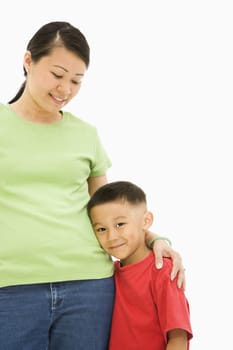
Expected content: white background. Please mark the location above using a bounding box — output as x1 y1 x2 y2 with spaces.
1 1 232 348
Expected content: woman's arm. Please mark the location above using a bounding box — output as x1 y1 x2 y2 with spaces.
87 175 108 196
145 231 186 289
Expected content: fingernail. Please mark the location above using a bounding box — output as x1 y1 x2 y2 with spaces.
156 262 162 269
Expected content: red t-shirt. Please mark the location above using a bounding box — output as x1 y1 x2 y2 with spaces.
109 252 193 350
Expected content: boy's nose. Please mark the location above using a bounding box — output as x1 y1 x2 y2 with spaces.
107 228 118 240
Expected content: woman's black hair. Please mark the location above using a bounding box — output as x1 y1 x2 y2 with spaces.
8 21 90 103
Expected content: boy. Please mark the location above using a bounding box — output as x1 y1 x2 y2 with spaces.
87 181 193 350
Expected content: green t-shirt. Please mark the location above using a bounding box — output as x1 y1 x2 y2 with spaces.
0 103 113 287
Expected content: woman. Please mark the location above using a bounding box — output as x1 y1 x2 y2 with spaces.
0 21 185 350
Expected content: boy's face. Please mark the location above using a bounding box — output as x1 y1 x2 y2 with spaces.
89 200 153 266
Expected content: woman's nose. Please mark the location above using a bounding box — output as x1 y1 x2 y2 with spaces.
57 83 71 95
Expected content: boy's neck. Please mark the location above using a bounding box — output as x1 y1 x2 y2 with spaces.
120 246 151 266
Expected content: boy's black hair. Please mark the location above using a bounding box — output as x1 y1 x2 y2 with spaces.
87 181 146 216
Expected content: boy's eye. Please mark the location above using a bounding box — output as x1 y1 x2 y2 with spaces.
96 227 106 233
116 222 125 228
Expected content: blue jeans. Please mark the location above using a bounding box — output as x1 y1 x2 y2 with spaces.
0 277 115 350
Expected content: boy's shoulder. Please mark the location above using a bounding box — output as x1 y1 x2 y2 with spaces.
113 254 173 274
149 255 173 280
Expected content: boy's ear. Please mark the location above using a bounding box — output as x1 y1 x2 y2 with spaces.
143 211 154 230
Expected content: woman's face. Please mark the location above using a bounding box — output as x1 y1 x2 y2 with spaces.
23 46 87 114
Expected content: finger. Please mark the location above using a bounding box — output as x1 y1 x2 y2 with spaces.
170 251 184 283
154 249 163 269
176 268 186 289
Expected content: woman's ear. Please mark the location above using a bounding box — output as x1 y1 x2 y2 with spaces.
143 211 154 230
23 50 32 73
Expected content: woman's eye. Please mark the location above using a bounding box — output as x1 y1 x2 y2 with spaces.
51 72 81 85
52 72 63 79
